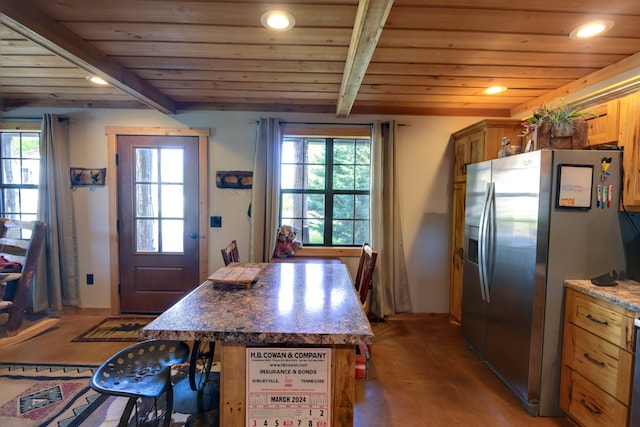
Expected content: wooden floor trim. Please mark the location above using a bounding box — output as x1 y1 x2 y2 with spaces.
58 307 113 316
382 312 449 321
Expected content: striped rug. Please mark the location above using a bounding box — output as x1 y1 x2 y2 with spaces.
70 316 155 342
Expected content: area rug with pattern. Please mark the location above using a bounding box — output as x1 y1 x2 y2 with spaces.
85 366 220 427
70 316 155 342
0 363 104 427
0 363 220 427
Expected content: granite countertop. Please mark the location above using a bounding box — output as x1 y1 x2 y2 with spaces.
565 279 640 312
140 262 375 346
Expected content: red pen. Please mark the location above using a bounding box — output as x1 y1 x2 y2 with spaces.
608 184 613 207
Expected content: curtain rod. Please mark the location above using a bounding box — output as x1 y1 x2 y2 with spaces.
0 116 69 123
0 117 40 122
281 121 372 126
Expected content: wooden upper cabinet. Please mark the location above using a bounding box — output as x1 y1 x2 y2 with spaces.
619 92 640 210
453 132 484 182
585 100 620 146
452 120 523 183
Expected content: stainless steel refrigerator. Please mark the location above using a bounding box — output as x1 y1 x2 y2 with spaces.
461 149 626 416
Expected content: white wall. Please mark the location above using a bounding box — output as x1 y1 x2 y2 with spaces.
1 108 480 313
393 118 477 311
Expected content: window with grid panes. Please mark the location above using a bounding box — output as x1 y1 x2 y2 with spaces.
280 125 371 246
0 130 40 227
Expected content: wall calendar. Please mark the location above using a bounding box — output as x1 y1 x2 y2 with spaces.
247 347 331 427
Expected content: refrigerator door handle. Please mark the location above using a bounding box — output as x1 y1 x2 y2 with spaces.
484 182 495 303
478 182 492 302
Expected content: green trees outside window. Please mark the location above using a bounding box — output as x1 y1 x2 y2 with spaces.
0 131 40 234
280 136 370 246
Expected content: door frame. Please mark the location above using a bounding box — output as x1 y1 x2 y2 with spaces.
106 126 210 315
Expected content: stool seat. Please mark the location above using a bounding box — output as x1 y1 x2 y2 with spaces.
92 363 172 399
90 340 190 427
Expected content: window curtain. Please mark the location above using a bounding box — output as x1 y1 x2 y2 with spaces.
33 114 79 313
369 120 412 318
250 118 282 262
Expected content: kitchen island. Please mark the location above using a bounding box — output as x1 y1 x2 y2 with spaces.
140 261 375 427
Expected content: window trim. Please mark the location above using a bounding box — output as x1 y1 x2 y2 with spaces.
280 124 372 247
293 246 361 258
0 121 41 132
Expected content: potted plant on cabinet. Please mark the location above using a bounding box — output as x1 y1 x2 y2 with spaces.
522 100 595 150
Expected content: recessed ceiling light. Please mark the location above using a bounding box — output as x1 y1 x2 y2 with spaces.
261 10 295 31
569 20 614 39
86 76 109 85
483 85 507 95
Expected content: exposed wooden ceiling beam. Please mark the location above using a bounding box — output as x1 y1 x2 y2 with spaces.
336 0 393 118
0 0 176 114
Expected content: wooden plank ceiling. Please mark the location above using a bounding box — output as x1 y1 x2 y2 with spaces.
1 0 640 117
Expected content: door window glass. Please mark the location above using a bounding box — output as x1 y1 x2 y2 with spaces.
134 147 184 252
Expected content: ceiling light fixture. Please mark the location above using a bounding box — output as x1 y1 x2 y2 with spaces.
86 75 109 85
261 10 295 31
483 85 507 95
569 20 614 39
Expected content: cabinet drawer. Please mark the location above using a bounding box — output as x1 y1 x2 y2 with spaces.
562 323 633 402
565 289 635 351
560 368 629 427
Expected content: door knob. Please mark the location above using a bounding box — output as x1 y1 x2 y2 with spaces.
189 233 198 239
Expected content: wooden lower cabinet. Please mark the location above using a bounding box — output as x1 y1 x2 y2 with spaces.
560 368 629 427
561 289 636 426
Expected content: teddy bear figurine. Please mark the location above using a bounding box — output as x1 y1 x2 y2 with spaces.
274 225 302 258
497 136 522 158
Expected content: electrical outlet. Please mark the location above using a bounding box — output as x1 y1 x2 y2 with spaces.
86 274 94 285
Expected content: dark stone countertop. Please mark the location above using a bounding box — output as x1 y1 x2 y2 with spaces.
140 262 375 345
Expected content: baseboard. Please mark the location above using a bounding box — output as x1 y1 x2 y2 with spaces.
381 313 449 321
58 307 112 316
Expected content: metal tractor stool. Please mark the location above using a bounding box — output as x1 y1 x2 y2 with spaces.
90 340 190 427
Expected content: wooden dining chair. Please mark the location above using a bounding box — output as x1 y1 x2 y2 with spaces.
354 242 378 306
220 239 240 266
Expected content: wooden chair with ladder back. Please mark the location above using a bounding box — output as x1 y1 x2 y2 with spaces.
220 239 240 266
0 218 55 349
354 242 378 307
354 242 378 380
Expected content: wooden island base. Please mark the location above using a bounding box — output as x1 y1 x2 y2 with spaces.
221 344 355 426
